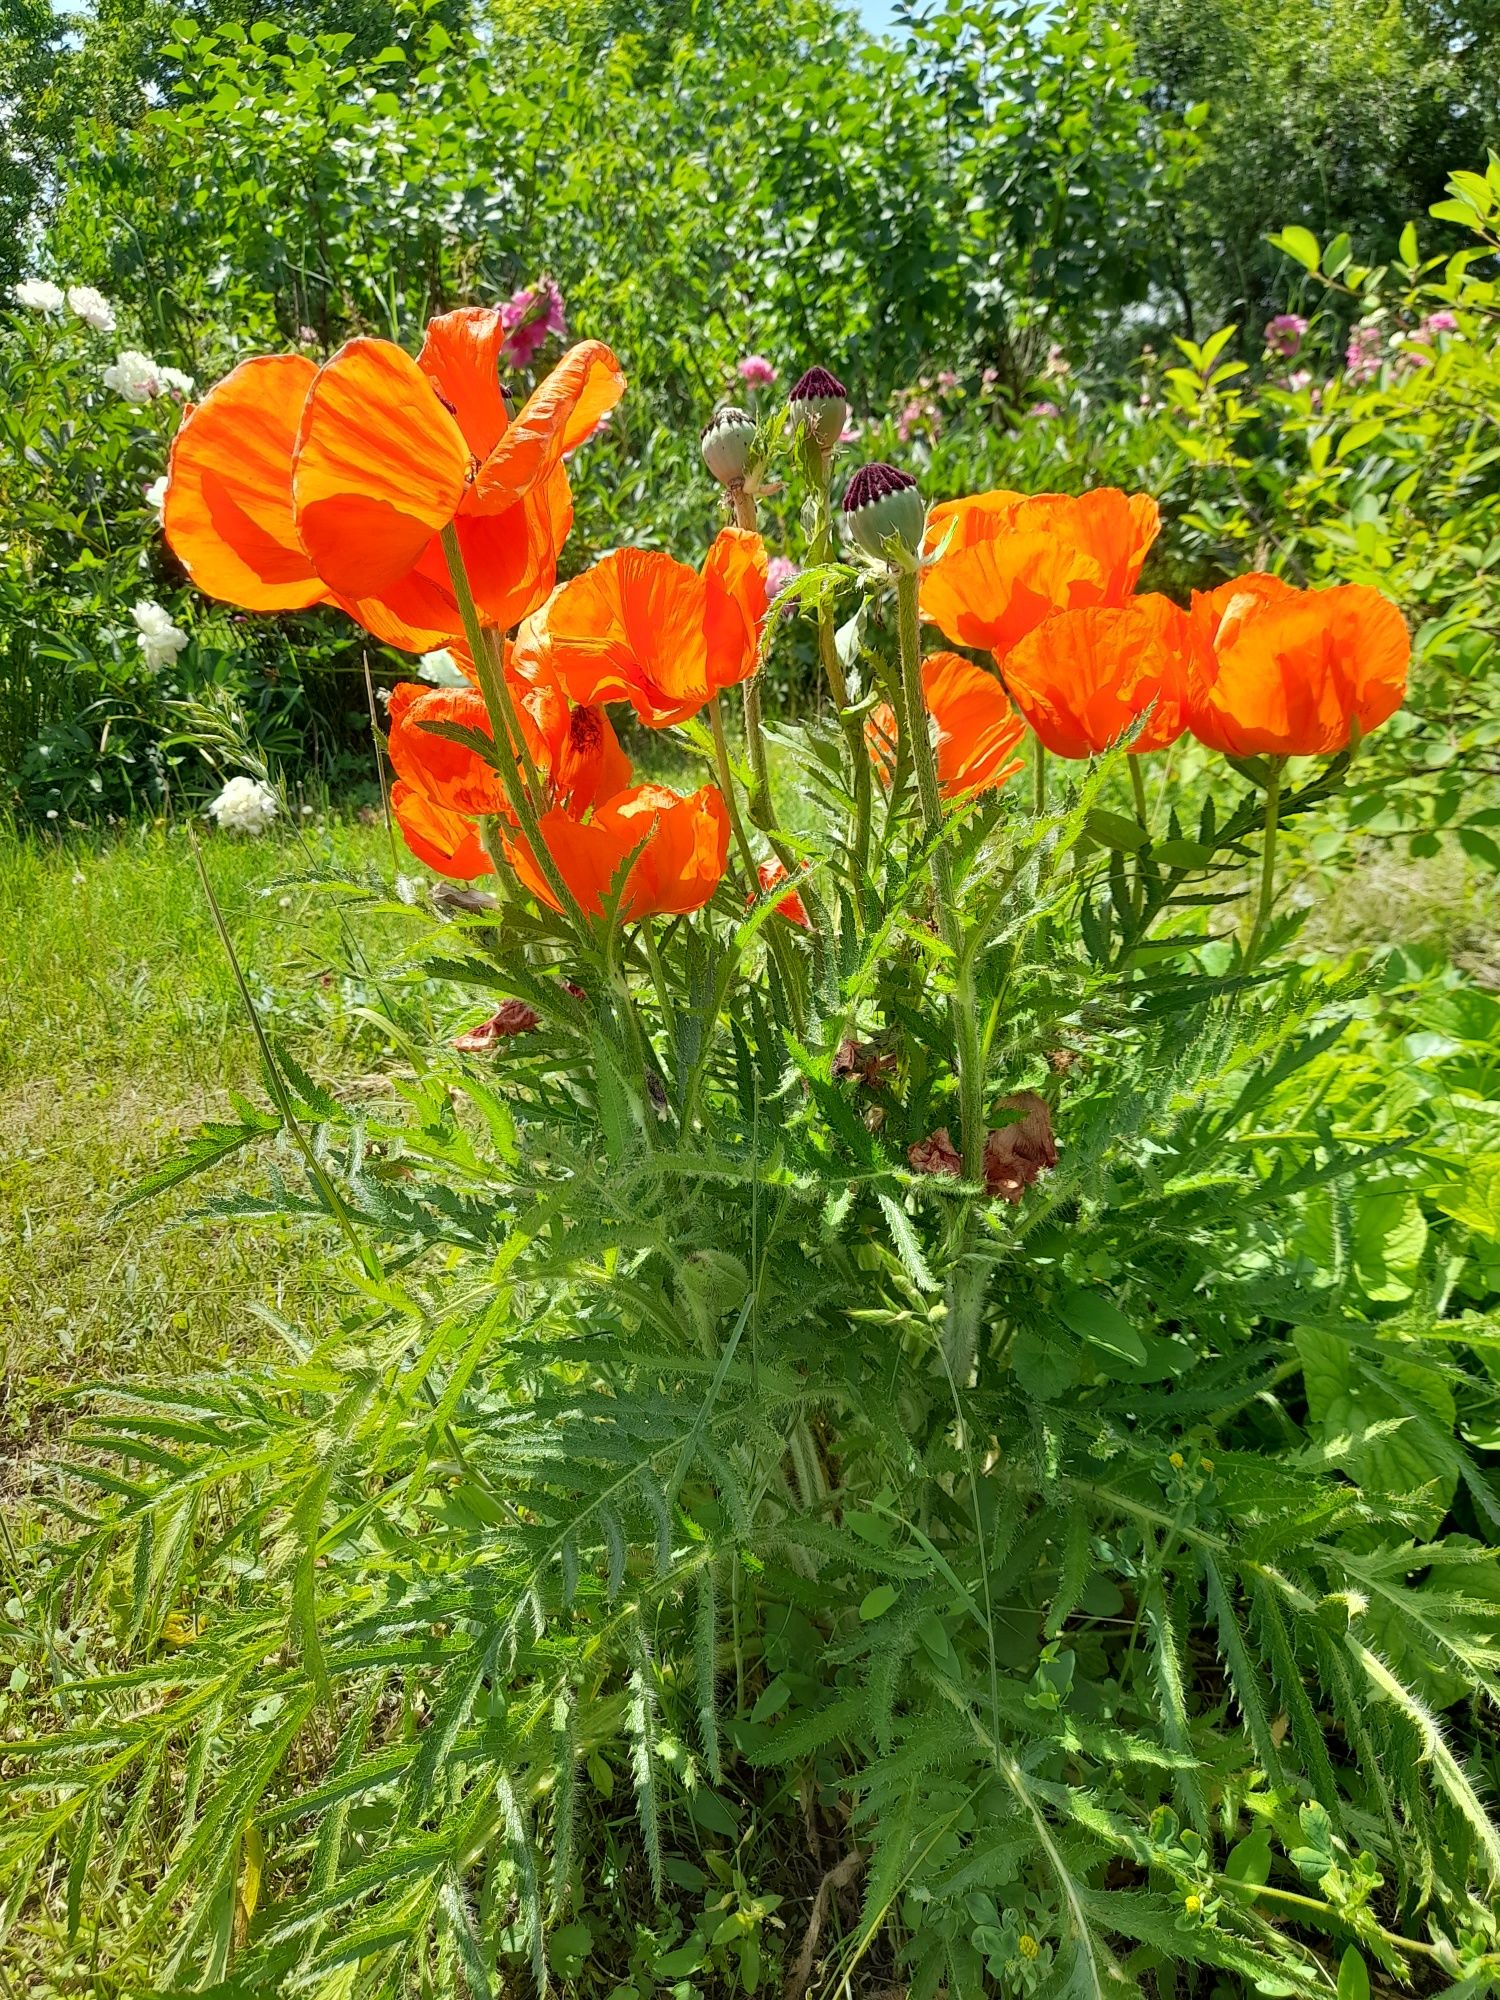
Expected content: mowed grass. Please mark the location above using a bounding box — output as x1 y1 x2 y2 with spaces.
0 813 409 1452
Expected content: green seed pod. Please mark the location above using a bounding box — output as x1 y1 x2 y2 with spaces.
787 365 848 454
842 462 925 563
700 406 757 487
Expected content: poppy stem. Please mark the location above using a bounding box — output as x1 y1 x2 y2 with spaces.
438 524 588 934
729 478 781 834
807 460 872 887
1246 756 1286 967
709 695 759 882
1129 753 1150 831
896 569 983 1188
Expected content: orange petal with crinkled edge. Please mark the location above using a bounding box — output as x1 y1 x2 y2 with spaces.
923 488 1029 558
539 549 700 723
702 528 768 694
921 530 1100 657
386 684 504 818
925 488 1159 603
293 337 469 599
1188 582 1409 757
1005 595 1196 758
504 783 728 921
921 487 1160 656
391 778 493 880
472 340 624 511
164 355 326 611
538 532 765 727
419 307 511 462
455 493 562 633
865 652 1026 800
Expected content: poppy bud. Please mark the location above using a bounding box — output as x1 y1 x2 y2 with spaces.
701 405 757 487
788 365 849 453
843 462 925 564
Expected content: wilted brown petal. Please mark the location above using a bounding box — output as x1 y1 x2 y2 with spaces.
909 1128 963 1179
453 998 541 1051
833 1038 897 1088
983 1091 1057 1204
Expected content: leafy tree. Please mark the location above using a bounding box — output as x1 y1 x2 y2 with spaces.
1124 0 1500 330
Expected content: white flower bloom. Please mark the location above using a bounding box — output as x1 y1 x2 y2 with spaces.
131 598 189 672
159 365 194 399
145 474 168 521
103 349 164 403
417 647 468 687
13 279 65 314
67 285 116 333
207 776 278 836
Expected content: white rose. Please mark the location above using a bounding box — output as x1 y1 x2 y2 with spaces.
159 365 195 399
145 475 169 521
103 350 163 403
67 285 116 333
13 279 65 314
131 599 189 672
417 647 468 687
207 776 279 836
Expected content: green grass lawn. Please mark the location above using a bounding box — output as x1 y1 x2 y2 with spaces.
0 814 407 1443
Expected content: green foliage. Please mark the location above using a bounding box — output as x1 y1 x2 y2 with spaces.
1120 0 1500 328
1156 163 1500 863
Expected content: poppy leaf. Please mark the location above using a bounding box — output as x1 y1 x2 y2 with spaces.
1056 1286 1148 1370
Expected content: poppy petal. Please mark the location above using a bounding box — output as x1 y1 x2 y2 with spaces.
472 339 624 510
391 778 493 880
702 528 768 694
293 337 469 599
163 356 326 611
418 307 510 462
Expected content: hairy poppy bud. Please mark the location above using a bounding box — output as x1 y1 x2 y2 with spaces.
843 462 925 563
701 405 756 486
788 365 848 453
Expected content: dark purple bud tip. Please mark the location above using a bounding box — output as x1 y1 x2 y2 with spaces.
843 462 925 560
843 462 918 512
790 365 847 401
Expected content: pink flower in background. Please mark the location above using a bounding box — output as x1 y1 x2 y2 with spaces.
896 395 940 444
736 354 777 388
981 367 999 389
1026 400 1061 421
840 420 863 443
1421 310 1459 337
1344 324 1384 385
1264 313 1308 358
936 370 958 391
500 279 567 368
765 555 800 597
1041 343 1071 380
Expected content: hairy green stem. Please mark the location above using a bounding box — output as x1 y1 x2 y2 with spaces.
1245 755 1286 967
1129 753 1150 830
896 571 987 1375
808 462 873 885
439 524 586 933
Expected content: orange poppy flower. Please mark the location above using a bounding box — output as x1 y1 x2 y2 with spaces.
757 859 811 928
387 639 630 880
504 784 730 921
1186 577 1409 757
164 313 624 651
521 528 768 727
921 488 1160 659
390 779 494 880
1003 595 1195 757
865 651 1027 800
